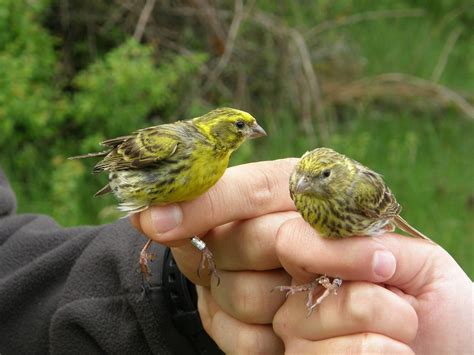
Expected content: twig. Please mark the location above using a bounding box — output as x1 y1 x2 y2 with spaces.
100 0 129 34
189 0 229 56
431 26 463 82
252 10 286 35
290 28 328 142
202 0 246 93
252 10 329 143
326 73 474 120
433 3 471 35
133 0 157 41
165 6 232 18
305 8 425 38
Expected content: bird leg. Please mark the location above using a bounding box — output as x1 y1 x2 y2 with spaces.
139 239 154 280
191 236 220 286
306 276 343 316
274 275 343 316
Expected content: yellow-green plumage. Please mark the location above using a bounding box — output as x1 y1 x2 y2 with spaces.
277 147 430 314
71 107 266 213
290 147 430 240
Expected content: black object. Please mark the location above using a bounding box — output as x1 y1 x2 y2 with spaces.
157 246 223 355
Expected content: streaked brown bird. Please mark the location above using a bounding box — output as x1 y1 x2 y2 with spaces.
276 147 432 314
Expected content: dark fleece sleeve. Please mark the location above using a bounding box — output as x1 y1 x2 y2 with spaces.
0 168 210 354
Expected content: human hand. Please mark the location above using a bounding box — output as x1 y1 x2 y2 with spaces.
131 159 299 353
273 218 473 354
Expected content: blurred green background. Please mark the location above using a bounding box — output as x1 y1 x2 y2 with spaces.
0 0 472 277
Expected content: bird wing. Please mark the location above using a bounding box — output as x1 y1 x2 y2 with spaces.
353 166 401 220
93 125 182 172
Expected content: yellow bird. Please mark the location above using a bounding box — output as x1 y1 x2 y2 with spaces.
70 107 266 280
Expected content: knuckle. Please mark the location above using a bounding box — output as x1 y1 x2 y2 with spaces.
344 283 377 328
272 306 291 339
197 303 212 336
354 332 386 353
275 218 300 258
351 333 413 354
235 327 261 352
355 332 376 353
203 184 222 219
248 168 275 210
229 273 263 321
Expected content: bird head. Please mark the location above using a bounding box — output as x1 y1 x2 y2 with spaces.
193 108 266 152
290 148 355 200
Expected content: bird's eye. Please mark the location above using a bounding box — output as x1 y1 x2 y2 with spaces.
235 120 245 129
322 169 331 178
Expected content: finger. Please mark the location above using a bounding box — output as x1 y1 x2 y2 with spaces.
284 334 414 355
171 244 213 286
198 286 284 354
130 213 187 248
196 286 220 335
205 211 299 270
211 311 284 354
171 212 297 286
210 269 290 324
273 281 418 344
129 213 142 233
138 159 297 243
276 217 444 293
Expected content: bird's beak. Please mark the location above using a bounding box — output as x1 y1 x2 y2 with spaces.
248 124 267 139
294 175 312 194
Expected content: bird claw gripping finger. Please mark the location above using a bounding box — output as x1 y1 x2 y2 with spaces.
306 276 343 317
139 239 154 281
191 236 221 286
274 275 343 316
272 283 314 297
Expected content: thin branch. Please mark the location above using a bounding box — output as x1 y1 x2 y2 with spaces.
202 0 246 93
431 26 463 82
252 10 329 143
290 28 328 142
252 10 286 35
326 73 474 120
305 8 425 38
133 0 157 41
433 3 471 35
191 0 227 41
166 6 231 19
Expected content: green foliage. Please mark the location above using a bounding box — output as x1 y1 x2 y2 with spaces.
0 1 206 225
72 38 206 150
0 0 472 275
0 0 64 142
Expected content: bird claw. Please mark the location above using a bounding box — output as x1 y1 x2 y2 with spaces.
272 283 313 297
139 239 154 281
306 276 342 316
191 236 221 286
275 275 343 316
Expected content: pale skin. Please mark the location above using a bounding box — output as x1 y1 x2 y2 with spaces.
131 159 473 354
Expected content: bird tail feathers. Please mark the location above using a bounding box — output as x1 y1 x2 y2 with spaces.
393 215 433 243
94 184 112 197
117 202 149 218
68 151 109 160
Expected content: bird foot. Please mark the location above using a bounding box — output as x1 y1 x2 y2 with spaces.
274 275 343 316
191 236 221 286
273 283 314 297
139 239 154 281
306 276 343 316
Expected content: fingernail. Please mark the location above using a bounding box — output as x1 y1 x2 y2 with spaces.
372 250 396 280
151 204 183 234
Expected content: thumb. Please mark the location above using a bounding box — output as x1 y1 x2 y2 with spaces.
275 217 463 296
133 159 297 244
